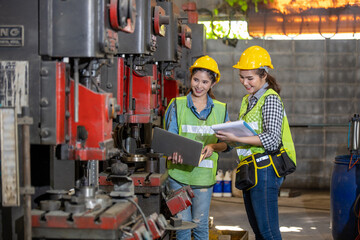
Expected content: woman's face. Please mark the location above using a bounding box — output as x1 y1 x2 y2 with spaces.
239 69 266 95
190 70 215 98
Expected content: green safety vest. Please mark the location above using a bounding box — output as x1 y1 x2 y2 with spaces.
165 96 227 186
236 89 296 164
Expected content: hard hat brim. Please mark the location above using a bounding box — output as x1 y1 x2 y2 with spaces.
232 64 274 70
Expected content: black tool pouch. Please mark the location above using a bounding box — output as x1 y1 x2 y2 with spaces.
235 153 272 191
270 148 296 177
235 159 256 191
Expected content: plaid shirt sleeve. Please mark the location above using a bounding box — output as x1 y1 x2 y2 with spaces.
258 95 283 152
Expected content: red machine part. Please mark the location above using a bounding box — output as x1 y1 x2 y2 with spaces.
153 6 169 37
131 173 163 187
156 73 179 116
99 173 164 187
163 78 179 106
32 200 137 230
104 29 119 53
56 62 66 144
68 80 114 160
117 57 125 115
147 218 162 239
180 24 192 49
109 0 136 33
124 64 158 123
99 174 114 186
182 2 198 24
123 213 167 240
132 225 148 240
166 186 195 216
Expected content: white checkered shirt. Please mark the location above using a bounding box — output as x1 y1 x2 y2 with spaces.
246 84 283 152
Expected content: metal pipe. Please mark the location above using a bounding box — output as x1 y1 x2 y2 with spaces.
353 120 359 150
23 119 31 240
350 114 360 153
128 55 134 111
74 58 80 122
87 160 99 189
160 63 164 103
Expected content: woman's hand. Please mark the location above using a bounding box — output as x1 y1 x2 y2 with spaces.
215 131 237 142
168 152 183 164
216 132 262 147
202 144 215 159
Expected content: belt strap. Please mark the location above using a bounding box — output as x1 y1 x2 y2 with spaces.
243 153 271 168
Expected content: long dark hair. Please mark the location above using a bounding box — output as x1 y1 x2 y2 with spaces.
186 68 217 99
256 68 281 95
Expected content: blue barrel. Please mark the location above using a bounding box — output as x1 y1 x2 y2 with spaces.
331 155 360 240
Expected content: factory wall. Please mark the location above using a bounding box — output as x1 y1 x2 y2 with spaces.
208 39 360 189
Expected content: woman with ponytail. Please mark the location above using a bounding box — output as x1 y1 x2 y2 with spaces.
216 46 296 240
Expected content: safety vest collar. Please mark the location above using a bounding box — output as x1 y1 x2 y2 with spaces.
186 92 215 112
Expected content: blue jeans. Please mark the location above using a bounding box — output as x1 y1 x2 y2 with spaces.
168 177 213 240
243 166 284 240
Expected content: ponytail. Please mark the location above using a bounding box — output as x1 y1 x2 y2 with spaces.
207 88 216 99
256 69 281 95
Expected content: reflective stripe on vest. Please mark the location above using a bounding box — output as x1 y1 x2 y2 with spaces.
181 125 215 135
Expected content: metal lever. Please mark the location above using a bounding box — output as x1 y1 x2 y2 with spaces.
145 172 153 184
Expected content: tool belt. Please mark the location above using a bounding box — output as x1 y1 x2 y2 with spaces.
235 148 296 191
270 147 296 177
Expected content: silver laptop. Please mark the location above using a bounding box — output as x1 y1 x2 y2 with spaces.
151 127 203 167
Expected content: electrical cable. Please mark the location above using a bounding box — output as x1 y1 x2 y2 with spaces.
282 11 302 39
246 8 282 39
348 154 359 170
127 197 153 239
348 154 354 169
318 12 339 39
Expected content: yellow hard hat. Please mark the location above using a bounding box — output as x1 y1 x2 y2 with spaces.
233 46 274 70
189 55 221 83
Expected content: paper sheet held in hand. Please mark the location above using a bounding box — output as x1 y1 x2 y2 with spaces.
211 120 257 137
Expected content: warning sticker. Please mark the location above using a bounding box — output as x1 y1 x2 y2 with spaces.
0 61 29 114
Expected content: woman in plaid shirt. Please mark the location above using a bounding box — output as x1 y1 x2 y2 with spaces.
216 46 296 240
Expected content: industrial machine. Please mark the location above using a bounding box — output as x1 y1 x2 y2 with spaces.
0 0 205 239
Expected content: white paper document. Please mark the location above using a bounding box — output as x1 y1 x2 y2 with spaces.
211 120 257 137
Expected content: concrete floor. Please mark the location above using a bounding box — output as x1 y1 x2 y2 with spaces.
209 190 332 240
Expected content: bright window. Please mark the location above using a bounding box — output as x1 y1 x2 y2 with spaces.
199 20 360 40
199 20 251 40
